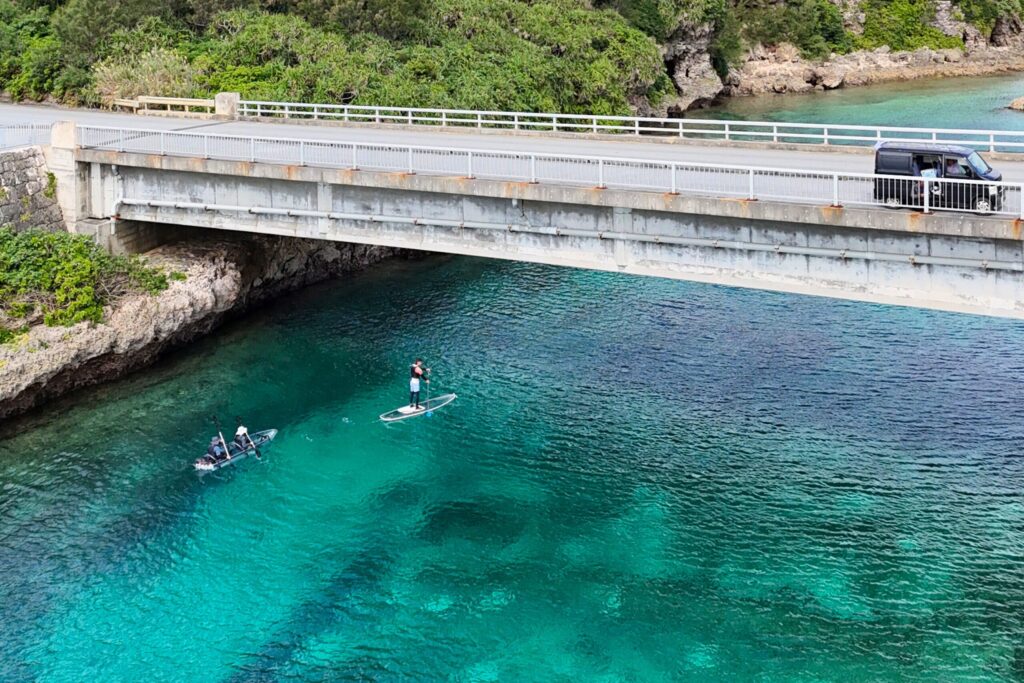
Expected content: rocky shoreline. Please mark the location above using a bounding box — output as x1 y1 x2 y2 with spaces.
656 5 1024 112
0 235 402 420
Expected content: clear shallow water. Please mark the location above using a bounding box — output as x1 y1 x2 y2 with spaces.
2 257 1024 681
704 72 1024 129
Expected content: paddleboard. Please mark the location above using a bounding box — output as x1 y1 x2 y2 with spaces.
380 393 457 422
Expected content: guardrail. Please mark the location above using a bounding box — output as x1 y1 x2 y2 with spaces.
113 96 215 117
237 100 1024 153
0 124 51 150
77 125 1024 219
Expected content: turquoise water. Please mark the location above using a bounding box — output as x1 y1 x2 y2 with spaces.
704 72 1024 129
3 257 1024 681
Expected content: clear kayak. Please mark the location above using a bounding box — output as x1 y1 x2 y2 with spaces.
194 429 278 472
380 394 457 422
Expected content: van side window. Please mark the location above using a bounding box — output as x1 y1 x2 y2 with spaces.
912 154 942 178
943 156 971 178
877 152 910 174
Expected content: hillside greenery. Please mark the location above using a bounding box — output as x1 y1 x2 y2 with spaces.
0 228 171 342
0 0 1019 110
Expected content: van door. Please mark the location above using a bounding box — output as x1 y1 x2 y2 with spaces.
941 155 975 208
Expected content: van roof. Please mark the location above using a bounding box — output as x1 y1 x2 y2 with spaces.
874 141 978 156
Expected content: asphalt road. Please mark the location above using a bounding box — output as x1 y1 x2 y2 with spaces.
6 101 1024 180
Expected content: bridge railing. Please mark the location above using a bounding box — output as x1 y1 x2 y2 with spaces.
0 123 51 150
237 100 1024 153
77 125 1024 219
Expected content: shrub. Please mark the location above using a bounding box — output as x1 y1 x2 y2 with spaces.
8 35 62 100
93 47 199 105
0 228 169 339
857 0 964 50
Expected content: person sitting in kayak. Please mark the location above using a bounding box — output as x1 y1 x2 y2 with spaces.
207 437 226 461
410 359 429 410
234 424 250 451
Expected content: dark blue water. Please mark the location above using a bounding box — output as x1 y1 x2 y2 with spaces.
2 256 1024 681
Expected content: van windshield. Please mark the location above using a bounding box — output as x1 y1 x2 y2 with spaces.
967 152 991 175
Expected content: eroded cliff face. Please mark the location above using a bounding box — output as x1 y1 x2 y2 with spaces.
0 235 402 420
661 19 724 113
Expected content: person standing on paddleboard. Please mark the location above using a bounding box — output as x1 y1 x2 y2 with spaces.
409 359 430 410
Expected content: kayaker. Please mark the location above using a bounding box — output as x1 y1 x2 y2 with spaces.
234 424 250 450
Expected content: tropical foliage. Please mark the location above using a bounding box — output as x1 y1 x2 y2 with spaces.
0 228 170 341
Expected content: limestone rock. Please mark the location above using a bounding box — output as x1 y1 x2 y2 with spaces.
1010 96 1024 111
0 235 402 419
661 19 724 112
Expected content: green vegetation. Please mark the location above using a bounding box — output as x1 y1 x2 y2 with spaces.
0 228 169 340
0 0 1018 111
856 0 964 50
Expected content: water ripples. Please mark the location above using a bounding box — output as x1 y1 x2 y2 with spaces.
1 257 1024 681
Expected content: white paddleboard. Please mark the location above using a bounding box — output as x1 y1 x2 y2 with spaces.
380 393 457 422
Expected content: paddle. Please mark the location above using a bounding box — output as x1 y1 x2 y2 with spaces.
236 415 261 459
425 367 433 417
212 415 232 461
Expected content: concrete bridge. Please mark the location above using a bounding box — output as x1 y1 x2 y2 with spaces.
5 97 1024 318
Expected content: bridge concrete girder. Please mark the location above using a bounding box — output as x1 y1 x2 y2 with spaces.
75 150 1024 318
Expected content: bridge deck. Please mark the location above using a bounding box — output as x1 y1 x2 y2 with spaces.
7 102 1024 181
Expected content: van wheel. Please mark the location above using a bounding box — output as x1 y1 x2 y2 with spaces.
883 196 901 209
974 198 992 215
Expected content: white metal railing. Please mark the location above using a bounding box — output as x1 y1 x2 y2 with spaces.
0 123 51 150
237 100 1024 153
77 125 1024 219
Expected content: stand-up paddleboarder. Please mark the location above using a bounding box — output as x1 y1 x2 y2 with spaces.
409 359 430 410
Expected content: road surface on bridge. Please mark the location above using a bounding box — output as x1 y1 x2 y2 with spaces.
6 102 1024 181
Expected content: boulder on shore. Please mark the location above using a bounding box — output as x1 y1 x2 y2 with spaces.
1010 96 1024 111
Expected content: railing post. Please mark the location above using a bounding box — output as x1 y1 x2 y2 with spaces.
284 104 290 119
256 103 262 117
678 120 684 139
203 135 209 159
160 131 165 156
598 159 605 189
748 169 755 200
923 178 931 213
351 143 358 170
118 128 124 152
832 174 840 207
823 127 829 146
344 107 349 123
593 117 598 134
990 133 996 153
773 124 778 143
467 151 474 179
250 137 255 163
299 140 305 166
313 105 319 120
724 123 730 141
670 164 677 194
408 110 413 125
375 108 380 124
442 112 447 127
513 114 518 131
634 119 640 136
478 113 483 129
407 147 414 174
530 155 537 183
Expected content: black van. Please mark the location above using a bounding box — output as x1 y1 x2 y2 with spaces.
872 142 1004 213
